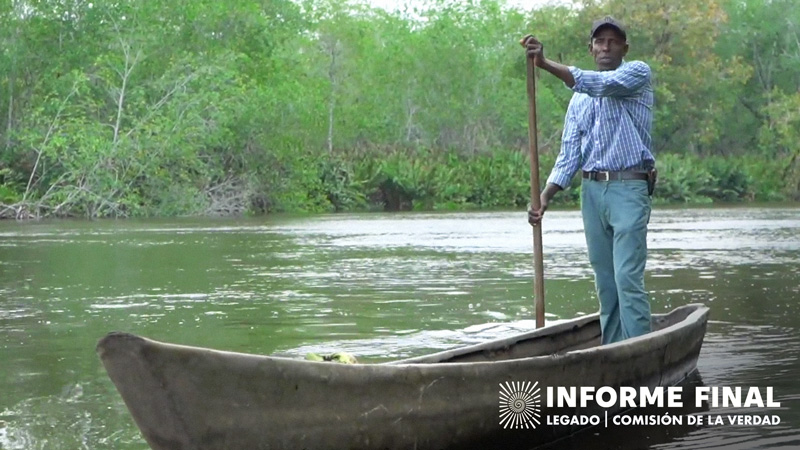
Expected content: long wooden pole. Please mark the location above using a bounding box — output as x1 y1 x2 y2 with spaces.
526 57 546 328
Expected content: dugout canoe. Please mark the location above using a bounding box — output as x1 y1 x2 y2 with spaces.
97 303 709 450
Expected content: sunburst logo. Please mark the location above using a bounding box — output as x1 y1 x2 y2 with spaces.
499 381 542 429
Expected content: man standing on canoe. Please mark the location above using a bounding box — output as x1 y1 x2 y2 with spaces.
522 17 655 344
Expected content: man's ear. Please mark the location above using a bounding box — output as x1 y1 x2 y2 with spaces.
588 42 593 53
623 43 630 56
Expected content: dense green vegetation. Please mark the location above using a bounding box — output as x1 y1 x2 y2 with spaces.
0 0 798 218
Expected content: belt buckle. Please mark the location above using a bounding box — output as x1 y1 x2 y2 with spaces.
597 171 610 181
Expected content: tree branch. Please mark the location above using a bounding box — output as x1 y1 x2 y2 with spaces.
22 81 80 203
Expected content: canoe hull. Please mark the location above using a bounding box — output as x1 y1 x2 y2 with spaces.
98 304 709 450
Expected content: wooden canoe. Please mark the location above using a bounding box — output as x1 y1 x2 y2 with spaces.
97 303 709 450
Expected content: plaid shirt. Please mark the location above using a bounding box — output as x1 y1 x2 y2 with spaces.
547 60 654 189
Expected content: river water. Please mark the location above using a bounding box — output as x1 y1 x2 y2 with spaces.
0 206 798 449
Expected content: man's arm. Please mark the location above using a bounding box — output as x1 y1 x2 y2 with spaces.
521 35 649 97
521 35 576 87
538 59 576 89
528 98 582 225
569 61 650 97
528 183 563 225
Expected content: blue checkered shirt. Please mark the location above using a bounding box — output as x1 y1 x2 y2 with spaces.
547 60 654 189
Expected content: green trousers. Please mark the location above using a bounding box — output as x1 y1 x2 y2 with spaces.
581 179 652 344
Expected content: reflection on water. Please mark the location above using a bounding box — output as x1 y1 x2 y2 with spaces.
281 317 569 361
0 384 143 450
0 206 798 449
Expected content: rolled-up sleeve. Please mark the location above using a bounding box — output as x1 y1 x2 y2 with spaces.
569 61 650 98
547 107 582 189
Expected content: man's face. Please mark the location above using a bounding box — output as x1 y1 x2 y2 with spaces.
589 27 628 71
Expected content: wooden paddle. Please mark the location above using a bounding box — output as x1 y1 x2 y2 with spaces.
526 56 546 328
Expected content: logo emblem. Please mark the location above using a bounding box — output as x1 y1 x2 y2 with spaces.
499 381 541 429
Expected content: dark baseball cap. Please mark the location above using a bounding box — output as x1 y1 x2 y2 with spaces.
590 16 627 41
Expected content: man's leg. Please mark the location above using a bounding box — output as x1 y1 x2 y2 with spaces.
608 180 652 339
581 181 623 344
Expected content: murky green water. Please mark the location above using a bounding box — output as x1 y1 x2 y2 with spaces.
1 206 799 449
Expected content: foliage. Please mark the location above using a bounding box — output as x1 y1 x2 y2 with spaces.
0 0 796 219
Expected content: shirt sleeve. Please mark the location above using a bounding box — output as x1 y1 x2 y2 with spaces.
569 61 650 98
547 98 582 189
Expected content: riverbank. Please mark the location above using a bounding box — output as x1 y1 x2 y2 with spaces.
1 148 796 220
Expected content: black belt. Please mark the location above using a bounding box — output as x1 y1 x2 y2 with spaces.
582 170 649 181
